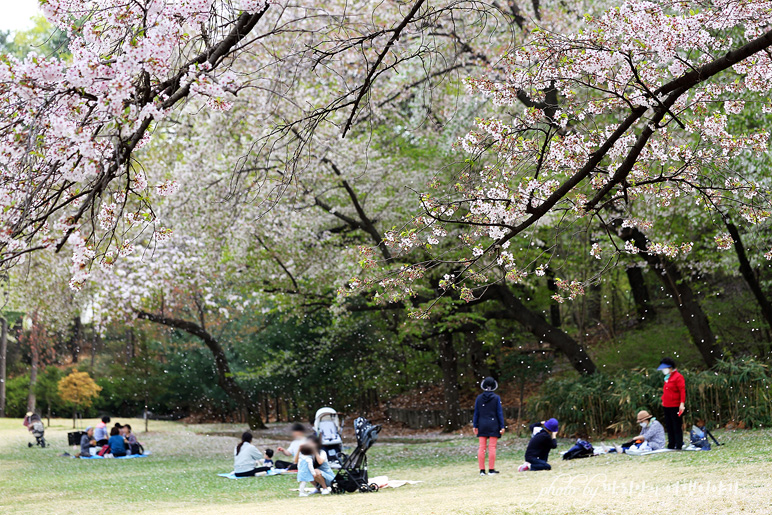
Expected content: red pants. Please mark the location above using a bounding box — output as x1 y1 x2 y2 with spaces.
478 436 498 470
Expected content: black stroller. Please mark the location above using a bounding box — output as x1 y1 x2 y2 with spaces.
25 413 46 448
331 417 381 494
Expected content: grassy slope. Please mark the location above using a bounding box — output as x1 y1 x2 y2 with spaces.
1 418 771 514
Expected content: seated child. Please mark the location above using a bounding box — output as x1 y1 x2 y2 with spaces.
261 448 274 468
295 437 334 496
687 419 711 450
519 418 559 471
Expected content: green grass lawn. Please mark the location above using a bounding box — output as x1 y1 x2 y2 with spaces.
1 418 771 514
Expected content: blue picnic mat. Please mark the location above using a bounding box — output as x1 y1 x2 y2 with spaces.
80 451 152 460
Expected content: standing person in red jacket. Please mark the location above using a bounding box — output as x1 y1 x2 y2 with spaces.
658 357 686 450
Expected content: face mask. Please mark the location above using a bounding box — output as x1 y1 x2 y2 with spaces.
661 368 671 375
640 422 647 428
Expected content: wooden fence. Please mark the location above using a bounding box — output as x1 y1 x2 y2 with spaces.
386 406 523 429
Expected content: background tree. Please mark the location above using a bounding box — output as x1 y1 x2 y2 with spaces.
57 371 102 428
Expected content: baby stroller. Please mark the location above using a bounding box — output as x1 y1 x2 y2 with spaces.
24 413 46 448
331 417 381 494
314 407 344 468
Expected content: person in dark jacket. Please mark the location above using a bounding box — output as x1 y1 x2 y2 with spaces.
519 418 558 471
658 357 686 449
473 377 506 476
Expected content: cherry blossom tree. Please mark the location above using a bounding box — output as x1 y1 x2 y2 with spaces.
351 0 772 367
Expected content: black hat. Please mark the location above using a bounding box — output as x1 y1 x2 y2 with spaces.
481 377 498 391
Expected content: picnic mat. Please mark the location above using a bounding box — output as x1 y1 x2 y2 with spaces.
369 476 422 489
80 451 153 460
218 469 295 479
624 448 676 456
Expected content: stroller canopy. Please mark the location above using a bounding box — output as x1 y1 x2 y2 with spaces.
314 407 342 446
354 417 381 452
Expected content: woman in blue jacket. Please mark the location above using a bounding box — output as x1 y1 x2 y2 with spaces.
473 377 505 476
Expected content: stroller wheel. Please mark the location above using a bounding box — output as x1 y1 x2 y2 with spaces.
368 483 379 492
28 442 33 448
40 440 46 448
358 484 370 493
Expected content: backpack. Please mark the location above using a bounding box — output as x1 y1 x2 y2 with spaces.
97 445 111 457
689 425 711 450
563 439 594 460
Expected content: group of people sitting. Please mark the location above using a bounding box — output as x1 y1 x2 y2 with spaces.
233 422 335 496
79 416 143 457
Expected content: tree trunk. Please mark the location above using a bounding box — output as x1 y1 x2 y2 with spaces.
467 332 490 380
69 316 82 363
494 284 597 374
0 317 6 417
619 226 721 367
517 381 525 436
72 406 77 429
27 344 39 413
135 310 265 429
437 332 463 432
125 329 135 364
546 275 562 327
90 330 97 373
725 221 772 333
626 266 654 320
584 281 603 328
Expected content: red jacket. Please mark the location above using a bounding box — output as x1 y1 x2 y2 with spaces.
661 369 686 407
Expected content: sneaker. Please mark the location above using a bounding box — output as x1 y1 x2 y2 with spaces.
299 491 309 497
321 488 331 495
479 470 487 476
488 469 500 475
308 488 320 495
614 444 623 454
518 463 530 472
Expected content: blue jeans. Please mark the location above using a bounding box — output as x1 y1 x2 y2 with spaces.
528 458 551 471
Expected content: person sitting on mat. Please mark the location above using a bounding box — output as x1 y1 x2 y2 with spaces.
519 418 559 471
295 436 334 496
124 424 143 455
234 432 270 477
261 448 274 468
94 416 110 446
473 376 505 476
275 422 307 470
108 426 127 457
630 410 666 451
79 426 96 457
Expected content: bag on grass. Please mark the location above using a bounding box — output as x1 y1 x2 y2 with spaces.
563 439 593 460
689 425 711 450
97 445 110 457
130 443 144 455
